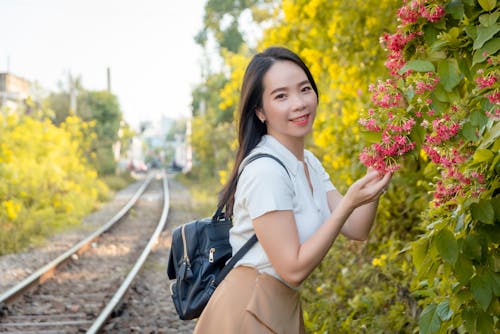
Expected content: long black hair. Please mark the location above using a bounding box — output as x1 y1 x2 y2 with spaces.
217 46 319 217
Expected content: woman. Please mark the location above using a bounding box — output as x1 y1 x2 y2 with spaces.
194 47 392 333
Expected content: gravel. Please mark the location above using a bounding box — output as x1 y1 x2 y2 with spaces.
0 173 200 333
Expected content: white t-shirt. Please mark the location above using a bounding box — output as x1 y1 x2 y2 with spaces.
230 135 336 282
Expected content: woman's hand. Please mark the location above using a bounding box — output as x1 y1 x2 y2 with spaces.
342 168 392 212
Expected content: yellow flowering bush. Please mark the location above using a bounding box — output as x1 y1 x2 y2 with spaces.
0 110 107 254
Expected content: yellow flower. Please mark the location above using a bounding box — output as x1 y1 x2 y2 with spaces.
372 254 387 267
3 200 21 220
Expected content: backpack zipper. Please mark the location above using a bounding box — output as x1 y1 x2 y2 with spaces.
209 248 215 263
181 224 190 265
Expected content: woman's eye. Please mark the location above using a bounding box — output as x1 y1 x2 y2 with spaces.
275 93 286 99
301 86 312 92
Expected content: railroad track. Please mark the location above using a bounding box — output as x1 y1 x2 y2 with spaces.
0 171 170 334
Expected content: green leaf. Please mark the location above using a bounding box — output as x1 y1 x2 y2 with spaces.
479 122 500 148
492 197 500 221
478 0 497 11
424 24 441 46
434 228 458 264
461 122 479 141
472 38 500 65
471 274 493 311
477 311 494 334
430 99 448 114
479 12 499 27
455 256 474 283
361 131 382 144
437 59 462 91
462 307 477 333
412 238 430 270
473 148 494 163
410 124 426 151
473 24 500 50
419 303 441 334
432 84 450 102
485 270 500 296
465 25 477 40
436 300 453 321
458 55 473 81
399 60 435 74
470 200 495 224
463 235 482 260
447 0 464 20
470 110 489 127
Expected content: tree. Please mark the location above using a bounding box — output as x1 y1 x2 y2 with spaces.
77 90 123 175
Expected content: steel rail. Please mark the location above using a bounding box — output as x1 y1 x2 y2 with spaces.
0 172 156 305
86 171 170 334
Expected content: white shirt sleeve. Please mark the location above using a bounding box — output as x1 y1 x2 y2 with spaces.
237 158 294 220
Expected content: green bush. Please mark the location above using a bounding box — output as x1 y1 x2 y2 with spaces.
0 113 108 255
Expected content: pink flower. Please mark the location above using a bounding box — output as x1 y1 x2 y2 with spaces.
370 80 402 108
485 109 500 118
476 74 497 89
359 118 381 132
402 118 416 131
487 91 500 104
425 117 461 145
397 1 422 25
422 5 445 23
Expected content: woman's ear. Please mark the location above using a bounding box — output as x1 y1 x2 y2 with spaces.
255 108 266 123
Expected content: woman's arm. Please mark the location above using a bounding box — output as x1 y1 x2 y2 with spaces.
327 192 380 241
328 169 392 241
252 169 391 287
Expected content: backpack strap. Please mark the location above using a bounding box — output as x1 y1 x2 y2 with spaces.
214 153 290 285
212 153 290 220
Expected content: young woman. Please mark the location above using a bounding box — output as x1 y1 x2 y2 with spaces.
194 47 392 333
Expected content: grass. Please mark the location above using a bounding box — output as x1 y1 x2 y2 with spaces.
100 172 136 191
174 173 219 217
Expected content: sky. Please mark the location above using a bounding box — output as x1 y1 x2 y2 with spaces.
0 0 207 129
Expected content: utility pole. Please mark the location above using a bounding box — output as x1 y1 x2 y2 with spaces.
107 67 111 92
69 71 77 115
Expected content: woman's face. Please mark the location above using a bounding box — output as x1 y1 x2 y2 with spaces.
256 60 317 146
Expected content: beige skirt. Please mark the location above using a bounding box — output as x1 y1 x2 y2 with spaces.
193 266 305 334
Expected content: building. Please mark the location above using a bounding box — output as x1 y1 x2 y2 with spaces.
0 72 31 110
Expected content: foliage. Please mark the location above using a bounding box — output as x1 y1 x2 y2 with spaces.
197 0 274 52
192 0 499 333
77 90 123 175
46 87 126 175
189 72 236 181
0 111 108 255
357 0 500 332
258 0 429 332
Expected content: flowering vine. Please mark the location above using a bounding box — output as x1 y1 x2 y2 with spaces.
359 0 499 333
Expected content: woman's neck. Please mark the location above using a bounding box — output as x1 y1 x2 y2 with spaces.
269 133 305 161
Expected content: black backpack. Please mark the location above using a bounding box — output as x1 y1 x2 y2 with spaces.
167 153 289 320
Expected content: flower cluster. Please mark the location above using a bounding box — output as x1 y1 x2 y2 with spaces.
475 64 500 119
381 31 420 76
397 0 445 25
369 79 403 108
475 71 497 89
382 1 445 76
359 0 492 206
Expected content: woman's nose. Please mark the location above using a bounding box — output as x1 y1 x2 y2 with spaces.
291 94 306 111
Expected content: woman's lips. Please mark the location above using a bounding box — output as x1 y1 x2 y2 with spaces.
290 114 309 125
